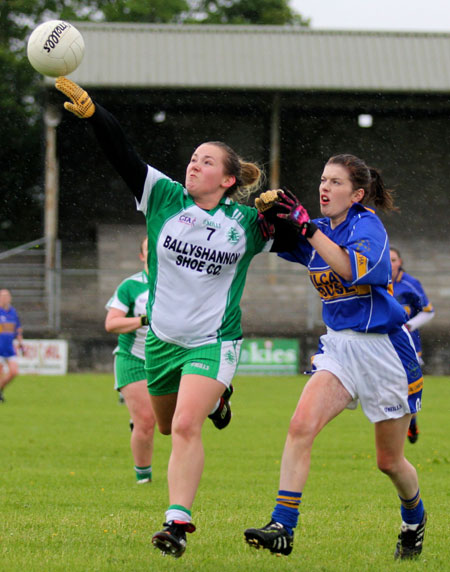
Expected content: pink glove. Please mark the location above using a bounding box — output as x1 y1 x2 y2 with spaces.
275 190 317 237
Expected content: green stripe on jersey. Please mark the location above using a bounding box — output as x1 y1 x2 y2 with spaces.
106 271 149 360
140 172 268 348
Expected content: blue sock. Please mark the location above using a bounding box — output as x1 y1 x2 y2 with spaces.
271 490 302 535
399 490 425 524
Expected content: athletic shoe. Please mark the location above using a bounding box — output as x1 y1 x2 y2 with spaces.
152 520 196 558
0 390 4 403
208 384 233 430
244 520 294 555
136 477 151 484
394 512 427 559
222 384 234 401
129 419 134 432
407 421 419 444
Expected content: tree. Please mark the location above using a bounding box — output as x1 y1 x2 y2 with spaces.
96 0 190 23
187 0 309 25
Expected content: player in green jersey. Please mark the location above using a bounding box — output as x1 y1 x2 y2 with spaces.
105 238 156 484
55 77 281 558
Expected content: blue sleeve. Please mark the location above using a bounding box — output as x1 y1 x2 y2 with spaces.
345 213 391 286
408 275 430 308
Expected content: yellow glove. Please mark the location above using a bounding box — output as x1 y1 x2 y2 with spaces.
55 76 95 119
255 189 281 212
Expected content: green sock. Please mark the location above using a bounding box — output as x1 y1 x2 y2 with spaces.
135 465 152 482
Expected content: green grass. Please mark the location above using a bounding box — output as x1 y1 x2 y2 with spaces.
1 374 449 571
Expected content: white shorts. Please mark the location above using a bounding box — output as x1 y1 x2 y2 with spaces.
312 327 423 423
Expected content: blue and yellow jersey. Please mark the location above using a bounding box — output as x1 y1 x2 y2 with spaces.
0 306 21 357
393 270 434 355
278 203 407 334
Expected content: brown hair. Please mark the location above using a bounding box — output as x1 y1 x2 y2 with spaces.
390 246 402 258
327 154 398 212
207 141 263 202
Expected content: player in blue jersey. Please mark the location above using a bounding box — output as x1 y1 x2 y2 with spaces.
244 154 426 560
55 77 276 559
390 247 435 443
0 289 23 402
105 237 156 484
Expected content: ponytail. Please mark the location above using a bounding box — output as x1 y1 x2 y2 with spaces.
365 167 398 212
206 141 264 203
327 154 398 212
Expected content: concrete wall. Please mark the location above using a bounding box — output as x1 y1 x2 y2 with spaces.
42 225 450 375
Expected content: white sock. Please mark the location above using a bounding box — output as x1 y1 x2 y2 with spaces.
209 398 220 415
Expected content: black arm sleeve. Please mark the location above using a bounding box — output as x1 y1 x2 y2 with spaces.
270 220 301 253
87 103 148 202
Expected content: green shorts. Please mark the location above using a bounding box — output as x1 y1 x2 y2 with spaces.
144 329 242 396
114 352 146 391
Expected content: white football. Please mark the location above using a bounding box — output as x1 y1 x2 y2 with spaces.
27 20 85 77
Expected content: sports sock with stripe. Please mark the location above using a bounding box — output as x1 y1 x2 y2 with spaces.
165 504 192 524
271 490 302 535
134 465 152 482
399 489 424 524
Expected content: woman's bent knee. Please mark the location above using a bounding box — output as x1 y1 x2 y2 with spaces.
287 415 319 444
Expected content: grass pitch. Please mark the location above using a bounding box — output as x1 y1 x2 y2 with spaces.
0 373 449 571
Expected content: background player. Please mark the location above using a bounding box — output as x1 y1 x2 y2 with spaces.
245 155 426 560
55 76 273 558
0 289 24 402
105 237 156 484
390 246 435 443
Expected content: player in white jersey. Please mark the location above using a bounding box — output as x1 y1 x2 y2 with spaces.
245 155 426 560
55 77 275 558
105 237 156 484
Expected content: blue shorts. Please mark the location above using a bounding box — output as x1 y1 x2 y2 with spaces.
0 337 16 359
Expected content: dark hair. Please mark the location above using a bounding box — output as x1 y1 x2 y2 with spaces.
390 246 401 256
207 141 263 202
327 154 398 212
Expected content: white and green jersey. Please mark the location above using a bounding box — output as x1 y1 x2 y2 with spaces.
106 270 149 360
88 104 272 349
137 166 271 348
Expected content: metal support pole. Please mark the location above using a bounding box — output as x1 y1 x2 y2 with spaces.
44 105 61 270
268 94 281 285
269 93 281 190
44 105 61 330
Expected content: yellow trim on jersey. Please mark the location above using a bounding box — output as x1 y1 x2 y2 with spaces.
310 269 370 301
395 270 404 283
408 377 423 395
355 251 368 278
